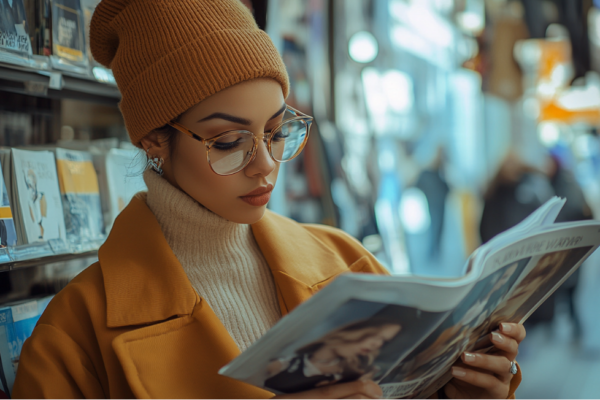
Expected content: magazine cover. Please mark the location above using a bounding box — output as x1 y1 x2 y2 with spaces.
0 162 16 248
220 198 600 399
81 0 99 65
0 296 53 397
51 0 85 63
55 148 104 242
104 148 147 227
12 148 66 244
0 0 32 54
0 307 13 396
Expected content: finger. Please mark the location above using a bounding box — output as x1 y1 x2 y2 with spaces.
490 331 519 359
451 366 508 393
499 323 526 342
461 352 513 382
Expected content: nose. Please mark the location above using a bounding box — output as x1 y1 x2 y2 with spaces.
244 137 276 177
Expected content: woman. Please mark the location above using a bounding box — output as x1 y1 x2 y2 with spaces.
12 0 524 398
265 319 401 393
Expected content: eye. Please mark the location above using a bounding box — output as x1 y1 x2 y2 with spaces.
211 132 252 151
272 127 291 142
212 138 243 151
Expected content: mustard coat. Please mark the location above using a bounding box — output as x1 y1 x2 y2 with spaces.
12 195 521 398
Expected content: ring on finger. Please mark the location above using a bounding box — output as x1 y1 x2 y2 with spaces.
509 361 518 375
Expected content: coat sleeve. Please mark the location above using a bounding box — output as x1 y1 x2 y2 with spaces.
12 265 108 399
12 324 105 399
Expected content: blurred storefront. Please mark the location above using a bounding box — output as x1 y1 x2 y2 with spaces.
265 0 599 281
261 1 600 397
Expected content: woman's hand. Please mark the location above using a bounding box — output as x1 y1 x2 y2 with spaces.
443 323 526 399
273 380 383 399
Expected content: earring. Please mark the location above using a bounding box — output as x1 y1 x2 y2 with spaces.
146 148 164 176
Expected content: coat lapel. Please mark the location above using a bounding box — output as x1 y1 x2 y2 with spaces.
99 197 354 398
252 210 352 315
99 194 197 328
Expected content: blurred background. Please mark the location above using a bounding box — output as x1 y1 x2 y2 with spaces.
250 0 600 398
1 0 600 398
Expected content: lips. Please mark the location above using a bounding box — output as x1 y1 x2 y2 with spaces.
240 184 274 207
242 185 274 197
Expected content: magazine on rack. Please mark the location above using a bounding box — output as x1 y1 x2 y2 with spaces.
93 147 147 231
51 0 86 65
0 0 32 56
220 197 600 399
0 296 53 397
0 161 16 248
3 148 67 245
55 148 104 243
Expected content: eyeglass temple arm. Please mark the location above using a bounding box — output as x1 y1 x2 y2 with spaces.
168 121 207 144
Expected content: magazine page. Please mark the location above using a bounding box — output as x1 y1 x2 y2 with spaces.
55 148 104 243
474 223 600 342
11 149 66 244
411 222 600 399
377 256 532 398
461 197 566 276
220 273 478 395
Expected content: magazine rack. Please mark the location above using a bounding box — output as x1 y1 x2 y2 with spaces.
0 237 104 272
0 60 119 106
0 49 118 274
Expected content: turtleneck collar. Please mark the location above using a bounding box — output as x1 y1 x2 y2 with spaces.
143 170 281 351
144 170 250 248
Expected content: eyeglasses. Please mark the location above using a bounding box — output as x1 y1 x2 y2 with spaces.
168 105 313 176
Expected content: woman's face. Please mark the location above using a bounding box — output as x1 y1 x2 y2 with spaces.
331 324 401 359
149 78 286 224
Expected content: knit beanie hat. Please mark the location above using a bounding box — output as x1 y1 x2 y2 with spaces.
90 0 290 146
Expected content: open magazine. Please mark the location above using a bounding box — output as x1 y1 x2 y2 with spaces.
220 198 600 399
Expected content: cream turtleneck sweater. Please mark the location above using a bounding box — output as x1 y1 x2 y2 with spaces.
144 171 281 351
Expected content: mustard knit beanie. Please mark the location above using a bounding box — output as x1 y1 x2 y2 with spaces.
90 0 290 146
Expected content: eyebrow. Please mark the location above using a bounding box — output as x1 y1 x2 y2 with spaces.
198 103 287 125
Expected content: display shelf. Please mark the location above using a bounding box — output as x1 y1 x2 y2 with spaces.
0 238 104 272
0 61 120 106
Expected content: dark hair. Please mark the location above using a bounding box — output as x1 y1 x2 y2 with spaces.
152 115 182 157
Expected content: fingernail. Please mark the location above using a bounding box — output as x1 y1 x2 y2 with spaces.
464 352 476 363
501 323 512 333
492 332 504 343
452 367 467 377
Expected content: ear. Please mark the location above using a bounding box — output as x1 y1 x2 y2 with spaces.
140 131 170 160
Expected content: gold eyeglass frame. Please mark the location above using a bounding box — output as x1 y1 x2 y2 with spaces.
168 105 313 176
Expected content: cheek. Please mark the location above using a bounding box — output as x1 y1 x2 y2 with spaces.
268 163 281 183
171 138 214 185
169 138 240 201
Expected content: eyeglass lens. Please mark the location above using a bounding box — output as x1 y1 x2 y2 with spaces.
208 119 309 175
